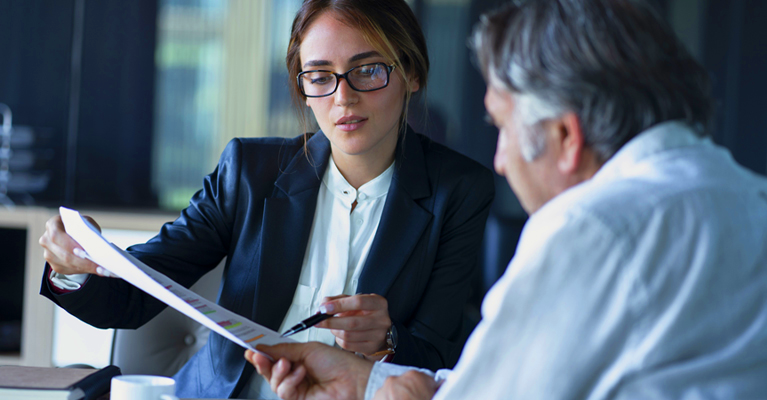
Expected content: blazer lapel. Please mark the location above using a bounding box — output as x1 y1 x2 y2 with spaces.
253 132 331 331
358 130 433 295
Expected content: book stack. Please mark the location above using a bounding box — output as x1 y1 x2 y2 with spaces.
0 365 120 400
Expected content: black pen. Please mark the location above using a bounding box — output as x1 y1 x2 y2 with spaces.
281 313 333 337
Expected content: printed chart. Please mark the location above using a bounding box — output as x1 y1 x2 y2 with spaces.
60 207 292 351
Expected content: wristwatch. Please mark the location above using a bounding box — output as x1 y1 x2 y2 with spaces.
366 324 398 361
385 324 398 354
379 324 397 362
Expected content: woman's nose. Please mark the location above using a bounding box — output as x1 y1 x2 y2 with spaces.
334 78 359 106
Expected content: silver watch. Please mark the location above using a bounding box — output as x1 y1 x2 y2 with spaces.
385 324 398 353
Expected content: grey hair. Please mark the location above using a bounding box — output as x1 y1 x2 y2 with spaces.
512 92 561 161
489 71 562 161
472 0 714 163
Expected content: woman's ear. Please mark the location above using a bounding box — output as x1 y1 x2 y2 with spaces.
408 75 420 93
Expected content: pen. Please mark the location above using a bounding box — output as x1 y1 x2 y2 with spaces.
281 313 333 337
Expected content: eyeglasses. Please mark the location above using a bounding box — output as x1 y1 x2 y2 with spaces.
297 63 396 98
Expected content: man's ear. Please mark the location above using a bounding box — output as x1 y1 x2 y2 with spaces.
555 112 585 175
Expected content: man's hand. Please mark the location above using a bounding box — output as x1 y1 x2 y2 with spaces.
315 294 392 358
246 341 373 400
39 215 111 277
372 371 440 400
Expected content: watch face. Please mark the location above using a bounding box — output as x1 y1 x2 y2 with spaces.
389 325 398 349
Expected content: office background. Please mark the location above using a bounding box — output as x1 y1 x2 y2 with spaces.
0 0 765 354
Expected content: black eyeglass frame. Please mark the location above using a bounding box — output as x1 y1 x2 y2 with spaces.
297 63 397 98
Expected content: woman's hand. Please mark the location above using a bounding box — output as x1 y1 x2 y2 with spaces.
315 294 392 359
39 215 110 276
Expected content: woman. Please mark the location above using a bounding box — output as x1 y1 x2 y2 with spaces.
39 0 494 398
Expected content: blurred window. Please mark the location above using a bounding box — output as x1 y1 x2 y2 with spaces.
152 0 304 210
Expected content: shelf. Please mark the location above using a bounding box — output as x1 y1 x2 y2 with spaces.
0 207 178 367
0 206 54 366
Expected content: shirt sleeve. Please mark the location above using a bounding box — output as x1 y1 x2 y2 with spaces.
432 207 638 400
364 363 451 400
49 269 89 291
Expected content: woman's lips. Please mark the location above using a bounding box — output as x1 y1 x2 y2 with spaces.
336 118 368 132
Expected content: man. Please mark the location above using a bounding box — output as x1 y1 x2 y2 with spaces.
245 0 767 399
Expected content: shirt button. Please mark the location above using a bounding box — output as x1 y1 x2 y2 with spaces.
359 193 367 200
356 219 363 225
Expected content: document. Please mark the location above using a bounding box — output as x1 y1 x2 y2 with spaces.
59 207 292 351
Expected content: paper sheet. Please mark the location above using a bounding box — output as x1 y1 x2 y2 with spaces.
59 207 293 350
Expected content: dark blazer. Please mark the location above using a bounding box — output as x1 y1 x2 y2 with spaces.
41 128 494 399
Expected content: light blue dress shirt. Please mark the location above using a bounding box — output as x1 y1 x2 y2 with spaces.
367 121 767 399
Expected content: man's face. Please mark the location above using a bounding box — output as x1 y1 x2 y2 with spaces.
484 86 561 214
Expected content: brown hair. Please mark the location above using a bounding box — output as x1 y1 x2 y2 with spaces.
286 0 429 135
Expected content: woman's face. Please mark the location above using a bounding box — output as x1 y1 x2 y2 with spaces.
299 12 417 165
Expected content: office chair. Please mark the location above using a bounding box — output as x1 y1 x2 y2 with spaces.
110 260 225 376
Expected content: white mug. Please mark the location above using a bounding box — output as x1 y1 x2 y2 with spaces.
110 375 179 400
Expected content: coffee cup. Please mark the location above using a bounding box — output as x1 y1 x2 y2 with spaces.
110 375 179 400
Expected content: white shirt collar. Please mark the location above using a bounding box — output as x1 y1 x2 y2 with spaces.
323 155 395 201
592 121 707 183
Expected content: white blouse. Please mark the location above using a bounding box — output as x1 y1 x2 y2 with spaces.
242 155 394 399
